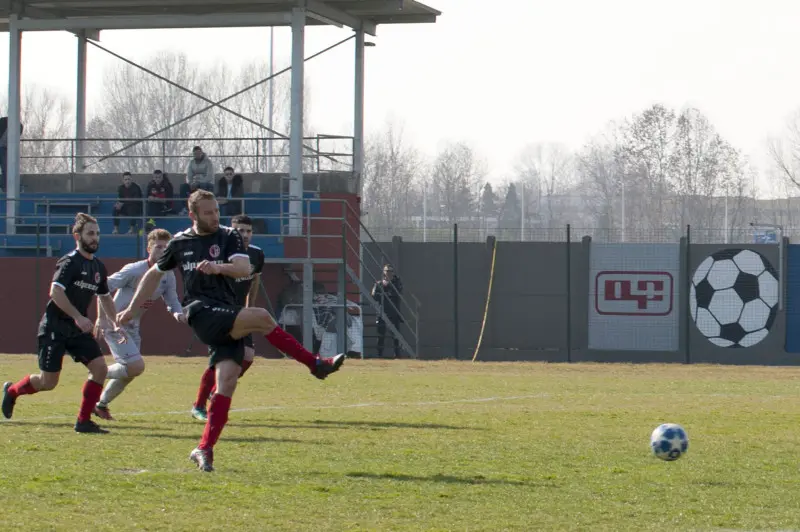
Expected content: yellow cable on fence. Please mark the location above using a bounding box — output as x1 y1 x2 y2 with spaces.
472 239 498 362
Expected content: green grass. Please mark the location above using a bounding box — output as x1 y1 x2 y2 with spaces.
1 356 800 531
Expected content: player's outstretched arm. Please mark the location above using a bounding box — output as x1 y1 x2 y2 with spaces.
119 265 165 325
246 272 261 308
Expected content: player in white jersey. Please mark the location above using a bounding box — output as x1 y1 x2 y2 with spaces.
92 228 186 420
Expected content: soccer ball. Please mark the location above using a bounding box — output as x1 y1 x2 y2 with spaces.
650 423 689 461
690 249 779 348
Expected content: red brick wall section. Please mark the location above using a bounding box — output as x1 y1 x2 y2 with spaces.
0 258 288 356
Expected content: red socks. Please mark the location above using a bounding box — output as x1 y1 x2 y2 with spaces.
77 380 103 423
198 394 231 451
266 327 317 370
8 375 38 398
194 366 216 409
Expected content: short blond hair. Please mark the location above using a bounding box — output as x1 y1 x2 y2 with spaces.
188 189 216 215
147 228 172 248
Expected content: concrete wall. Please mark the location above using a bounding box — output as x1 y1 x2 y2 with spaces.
365 239 797 365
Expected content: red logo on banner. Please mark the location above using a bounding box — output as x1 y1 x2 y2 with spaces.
595 271 674 316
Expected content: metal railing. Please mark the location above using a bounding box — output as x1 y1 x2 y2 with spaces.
17 135 355 175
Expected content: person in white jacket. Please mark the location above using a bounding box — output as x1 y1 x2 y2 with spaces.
93 228 187 420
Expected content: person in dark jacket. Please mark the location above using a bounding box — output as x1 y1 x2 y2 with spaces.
216 167 244 217
145 170 175 217
112 172 143 234
371 264 404 358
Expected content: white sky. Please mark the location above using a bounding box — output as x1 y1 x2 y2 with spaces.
0 0 799 194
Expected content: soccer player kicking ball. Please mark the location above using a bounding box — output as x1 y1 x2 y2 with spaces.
2 213 124 434
93 228 187 421
118 190 345 472
191 214 264 422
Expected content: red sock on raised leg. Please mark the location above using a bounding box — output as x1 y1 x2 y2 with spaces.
77 380 103 423
8 375 38 398
194 366 216 408
265 327 317 370
198 394 232 451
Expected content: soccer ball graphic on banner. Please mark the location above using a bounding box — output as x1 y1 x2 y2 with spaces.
650 423 689 461
690 249 779 348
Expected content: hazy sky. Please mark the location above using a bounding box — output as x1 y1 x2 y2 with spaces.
0 0 799 193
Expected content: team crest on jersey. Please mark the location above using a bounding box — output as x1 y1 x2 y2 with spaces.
209 244 220 258
94 272 101 283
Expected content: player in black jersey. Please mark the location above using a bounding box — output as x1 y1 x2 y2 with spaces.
2 213 124 433
118 190 345 472
191 214 265 421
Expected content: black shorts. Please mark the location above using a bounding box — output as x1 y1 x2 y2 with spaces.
37 330 104 373
188 303 245 368
243 334 253 349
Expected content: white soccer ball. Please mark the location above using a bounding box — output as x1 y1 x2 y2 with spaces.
690 249 779 348
650 423 689 461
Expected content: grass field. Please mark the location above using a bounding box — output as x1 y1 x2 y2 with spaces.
1 356 800 531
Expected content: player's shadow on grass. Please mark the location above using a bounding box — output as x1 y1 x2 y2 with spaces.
212 419 482 431
140 432 326 445
324 471 548 487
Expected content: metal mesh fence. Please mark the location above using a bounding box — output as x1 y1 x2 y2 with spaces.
367 226 791 244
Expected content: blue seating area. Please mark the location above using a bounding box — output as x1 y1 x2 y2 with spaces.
0 192 322 258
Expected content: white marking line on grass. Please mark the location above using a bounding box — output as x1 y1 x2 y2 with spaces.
1 393 550 423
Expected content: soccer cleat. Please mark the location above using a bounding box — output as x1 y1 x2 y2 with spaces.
1 381 15 419
191 405 208 422
311 353 346 380
74 419 109 434
93 404 115 421
189 448 214 472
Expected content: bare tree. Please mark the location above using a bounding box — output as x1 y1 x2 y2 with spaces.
515 142 574 227
576 124 625 231
361 120 422 230
85 51 304 176
429 142 484 225
0 86 74 174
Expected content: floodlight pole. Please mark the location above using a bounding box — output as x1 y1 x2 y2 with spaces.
5 14 22 235
750 222 784 311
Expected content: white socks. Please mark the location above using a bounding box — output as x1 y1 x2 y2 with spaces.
97 377 133 408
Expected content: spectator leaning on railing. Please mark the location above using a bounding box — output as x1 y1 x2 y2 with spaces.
112 172 143 234
180 145 215 201
217 167 244 217
0 116 24 193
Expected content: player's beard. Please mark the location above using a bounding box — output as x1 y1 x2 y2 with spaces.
79 237 99 254
196 218 218 233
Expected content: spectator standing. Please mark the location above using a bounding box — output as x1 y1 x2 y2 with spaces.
216 167 244 217
112 172 143 234
371 264 404 359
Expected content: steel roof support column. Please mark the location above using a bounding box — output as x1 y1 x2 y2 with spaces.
5 14 22 235
75 31 88 174
288 6 305 238
353 30 365 195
